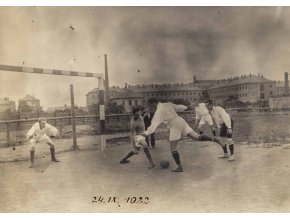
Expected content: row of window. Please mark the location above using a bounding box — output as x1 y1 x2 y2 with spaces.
144 92 201 97
215 93 248 100
125 97 198 106
127 100 139 106
209 85 248 95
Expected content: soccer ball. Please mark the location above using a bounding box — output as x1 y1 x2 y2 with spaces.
160 160 170 169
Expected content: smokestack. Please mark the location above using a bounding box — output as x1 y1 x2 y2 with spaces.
104 54 110 106
285 72 289 95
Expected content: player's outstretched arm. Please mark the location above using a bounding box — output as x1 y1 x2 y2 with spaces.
144 105 163 136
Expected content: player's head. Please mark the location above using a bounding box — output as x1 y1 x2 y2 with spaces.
38 117 46 129
132 107 141 119
205 99 214 110
147 98 159 112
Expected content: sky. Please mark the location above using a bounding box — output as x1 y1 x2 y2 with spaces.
1 6 290 109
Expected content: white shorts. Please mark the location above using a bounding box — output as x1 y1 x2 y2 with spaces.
29 134 53 150
168 116 193 141
134 135 146 148
199 114 213 126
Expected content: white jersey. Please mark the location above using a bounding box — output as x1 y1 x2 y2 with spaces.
195 103 209 119
144 102 187 136
27 122 59 140
211 106 232 129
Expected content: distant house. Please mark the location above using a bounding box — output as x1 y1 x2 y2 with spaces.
269 72 290 109
18 95 41 112
111 89 143 113
275 80 290 96
0 98 16 113
86 86 123 108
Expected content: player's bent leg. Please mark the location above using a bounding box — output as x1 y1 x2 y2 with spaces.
145 136 151 148
227 138 235 161
29 140 36 168
47 142 60 162
187 130 200 140
187 130 225 149
139 139 155 168
29 149 35 168
120 147 139 164
213 136 225 146
120 151 135 164
186 126 216 142
170 140 183 172
218 138 229 159
151 134 156 148
228 145 235 161
143 147 155 169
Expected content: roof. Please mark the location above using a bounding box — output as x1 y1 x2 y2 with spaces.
20 95 39 101
86 86 123 95
111 89 143 100
87 88 98 94
276 81 290 88
209 75 274 89
128 84 202 93
193 80 219 86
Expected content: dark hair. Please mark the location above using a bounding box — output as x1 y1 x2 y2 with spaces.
147 98 159 104
132 107 141 114
205 99 213 105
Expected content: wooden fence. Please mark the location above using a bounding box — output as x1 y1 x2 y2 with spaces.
1 106 290 147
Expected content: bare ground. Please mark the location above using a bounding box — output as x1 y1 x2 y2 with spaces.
1 138 290 212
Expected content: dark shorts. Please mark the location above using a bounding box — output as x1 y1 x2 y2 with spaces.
220 119 234 138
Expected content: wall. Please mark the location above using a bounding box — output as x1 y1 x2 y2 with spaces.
269 96 290 109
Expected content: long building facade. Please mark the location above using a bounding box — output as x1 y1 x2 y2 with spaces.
86 73 289 110
128 83 203 103
208 74 277 105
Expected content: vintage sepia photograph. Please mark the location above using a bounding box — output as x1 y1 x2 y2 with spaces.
0 5 290 213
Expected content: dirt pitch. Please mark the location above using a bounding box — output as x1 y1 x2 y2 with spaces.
1 138 290 212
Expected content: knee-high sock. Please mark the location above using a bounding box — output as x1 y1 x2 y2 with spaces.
151 134 156 147
30 150 35 164
222 145 228 154
229 144 234 155
123 151 135 160
143 147 153 163
199 134 213 141
171 151 181 165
